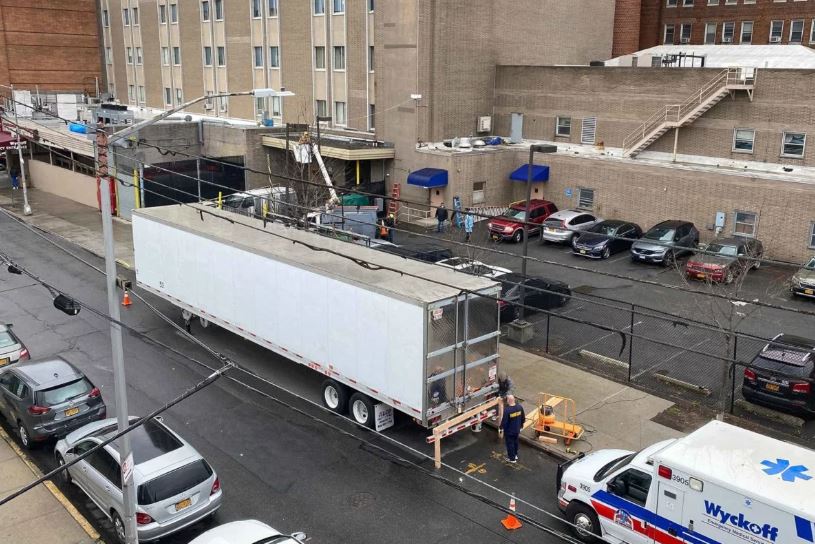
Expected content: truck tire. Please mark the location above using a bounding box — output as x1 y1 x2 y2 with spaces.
566 502 601 543
321 379 349 414
349 392 375 428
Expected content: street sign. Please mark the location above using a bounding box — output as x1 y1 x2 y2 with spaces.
121 452 134 485
565 188 573 198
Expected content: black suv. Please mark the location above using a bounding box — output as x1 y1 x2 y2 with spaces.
742 334 815 416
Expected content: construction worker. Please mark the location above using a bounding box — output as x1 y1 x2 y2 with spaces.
428 367 448 406
384 213 396 242
496 371 514 424
500 394 525 463
435 203 448 233
378 218 388 240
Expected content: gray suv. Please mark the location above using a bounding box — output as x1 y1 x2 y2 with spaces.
55 417 223 543
0 357 106 449
630 220 699 266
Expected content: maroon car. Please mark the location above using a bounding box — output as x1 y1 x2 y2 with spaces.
487 199 557 243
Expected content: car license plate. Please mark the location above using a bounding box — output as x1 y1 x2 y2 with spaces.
64 407 80 417
491 235 499 241
696 273 705 279
765 383 780 392
0 358 8 367
175 498 192 511
806 289 814 295
544 227 556 233
580 249 586 254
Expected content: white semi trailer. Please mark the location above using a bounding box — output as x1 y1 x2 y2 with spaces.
132 204 502 431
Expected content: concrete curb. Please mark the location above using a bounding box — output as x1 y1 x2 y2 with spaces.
578 350 629 370
733 399 805 431
0 426 103 543
655 372 711 396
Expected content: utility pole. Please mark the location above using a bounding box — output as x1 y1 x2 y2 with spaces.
9 84 31 216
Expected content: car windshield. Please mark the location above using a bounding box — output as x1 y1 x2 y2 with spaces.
644 227 675 242
38 378 92 405
594 452 637 482
502 209 526 221
137 459 213 505
0 331 17 349
805 258 815 270
589 223 618 236
708 244 738 257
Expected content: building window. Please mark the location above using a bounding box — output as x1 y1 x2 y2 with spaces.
126 47 133 64
556 116 571 137
581 116 597 144
159 4 167 24
176 88 183 104
269 46 280 68
217 46 226 66
136 47 143 64
103 9 109 27
722 22 734 42
708 0 718 4
333 46 345 70
811 20 815 43
253 46 263 67
705 23 717 44
680 23 692 42
809 223 815 248
333 0 345 14
733 211 757 237
741 21 753 43
334 101 346 125
664 24 675 44
252 0 261 18
472 181 486 205
368 46 374 71
164 87 172 106
683 0 693 5
666 0 677 6
105 47 112 64
132 7 139 25
315 46 326 69
203 46 212 66
368 0 374 11
170 3 178 23
219 96 228 112
732 128 755 153
316 99 328 117
202 1 210 21
128 85 135 102
268 0 278 16
255 96 265 114
173 46 181 65
123 8 130 25
138 86 145 103
368 104 375 131
790 20 805 43
782 132 806 157
314 0 325 15
726 0 738 3
215 0 224 20
161 47 169 65
271 96 282 117
578 188 595 210
770 20 784 42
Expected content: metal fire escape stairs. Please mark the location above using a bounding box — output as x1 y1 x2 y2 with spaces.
622 67 756 158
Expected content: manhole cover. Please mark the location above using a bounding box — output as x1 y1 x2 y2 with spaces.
348 491 375 508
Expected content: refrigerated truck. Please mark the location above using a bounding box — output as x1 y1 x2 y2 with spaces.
557 419 815 544
132 203 502 431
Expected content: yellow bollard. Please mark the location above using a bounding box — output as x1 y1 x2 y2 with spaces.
133 168 140 209
262 199 269 218
218 191 222 209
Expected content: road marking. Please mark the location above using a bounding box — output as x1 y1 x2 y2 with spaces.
0 426 103 543
465 462 487 475
557 305 586 316
606 253 631 264
631 338 710 381
557 320 643 358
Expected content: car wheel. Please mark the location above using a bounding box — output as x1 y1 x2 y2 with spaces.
566 502 601 543
601 246 610 259
111 510 126 544
321 379 349 414
512 230 523 243
18 421 34 450
725 269 734 284
55 452 71 486
663 251 675 268
349 392 375 428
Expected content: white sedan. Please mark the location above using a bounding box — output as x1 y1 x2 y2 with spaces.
436 257 512 279
189 520 307 544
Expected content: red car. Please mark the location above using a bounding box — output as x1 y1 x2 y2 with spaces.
488 199 558 242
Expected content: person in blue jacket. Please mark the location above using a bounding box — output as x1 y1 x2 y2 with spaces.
500 394 525 463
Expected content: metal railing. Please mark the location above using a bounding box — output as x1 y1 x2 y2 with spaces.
399 205 432 224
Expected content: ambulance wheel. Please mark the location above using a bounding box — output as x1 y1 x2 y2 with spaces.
349 392 375 429
321 379 349 414
566 503 601 542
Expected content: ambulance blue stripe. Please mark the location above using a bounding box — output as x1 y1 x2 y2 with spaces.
592 490 721 544
796 515 814 542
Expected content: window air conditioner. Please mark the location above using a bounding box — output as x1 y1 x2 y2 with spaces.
770 36 781 43
722 37 732 43
680 37 690 44
204 103 213 110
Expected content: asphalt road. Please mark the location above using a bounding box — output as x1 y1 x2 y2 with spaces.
0 214 579 544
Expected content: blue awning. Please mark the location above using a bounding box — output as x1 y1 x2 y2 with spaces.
509 164 550 182
407 168 448 188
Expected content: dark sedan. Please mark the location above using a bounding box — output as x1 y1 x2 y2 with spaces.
742 333 815 416
572 220 642 259
498 273 570 322
685 237 763 284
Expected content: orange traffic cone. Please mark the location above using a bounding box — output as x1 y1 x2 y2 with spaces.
121 289 133 307
501 496 523 530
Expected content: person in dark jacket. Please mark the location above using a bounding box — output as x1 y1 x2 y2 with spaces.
435 203 448 233
500 394 525 463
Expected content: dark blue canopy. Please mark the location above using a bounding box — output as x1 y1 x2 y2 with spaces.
509 164 550 182
407 168 448 188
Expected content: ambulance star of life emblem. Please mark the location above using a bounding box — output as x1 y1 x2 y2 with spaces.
613 509 633 530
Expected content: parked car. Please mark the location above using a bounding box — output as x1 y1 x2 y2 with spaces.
572 220 642 259
379 243 453 263
0 324 29 368
436 257 511 279
487 199 558 242
540 210 601 245
189 520 307 544
498 273 570 321
630 220 699 266
791 256 815 299
55 417 223 543
0 358 106 449
685 236 764 284
742 333 815 416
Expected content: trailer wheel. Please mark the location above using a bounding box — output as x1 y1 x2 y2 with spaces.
566 502 601 543
321 379 349 413
349 392 375 428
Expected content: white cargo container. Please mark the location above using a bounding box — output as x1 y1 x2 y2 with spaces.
557 419 815 544
132 204 502 430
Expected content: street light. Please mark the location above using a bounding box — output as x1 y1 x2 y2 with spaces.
515 143 557 325
95 87 293 544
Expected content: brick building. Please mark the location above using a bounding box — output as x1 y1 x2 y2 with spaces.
614 0 815 55
0 0 102 91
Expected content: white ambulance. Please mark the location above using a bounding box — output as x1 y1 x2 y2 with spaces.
556 420 815 544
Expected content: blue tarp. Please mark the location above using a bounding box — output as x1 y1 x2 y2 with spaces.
509 164 550 182
407 168 448 188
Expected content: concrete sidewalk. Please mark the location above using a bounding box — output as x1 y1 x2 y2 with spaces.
0 427 101 544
